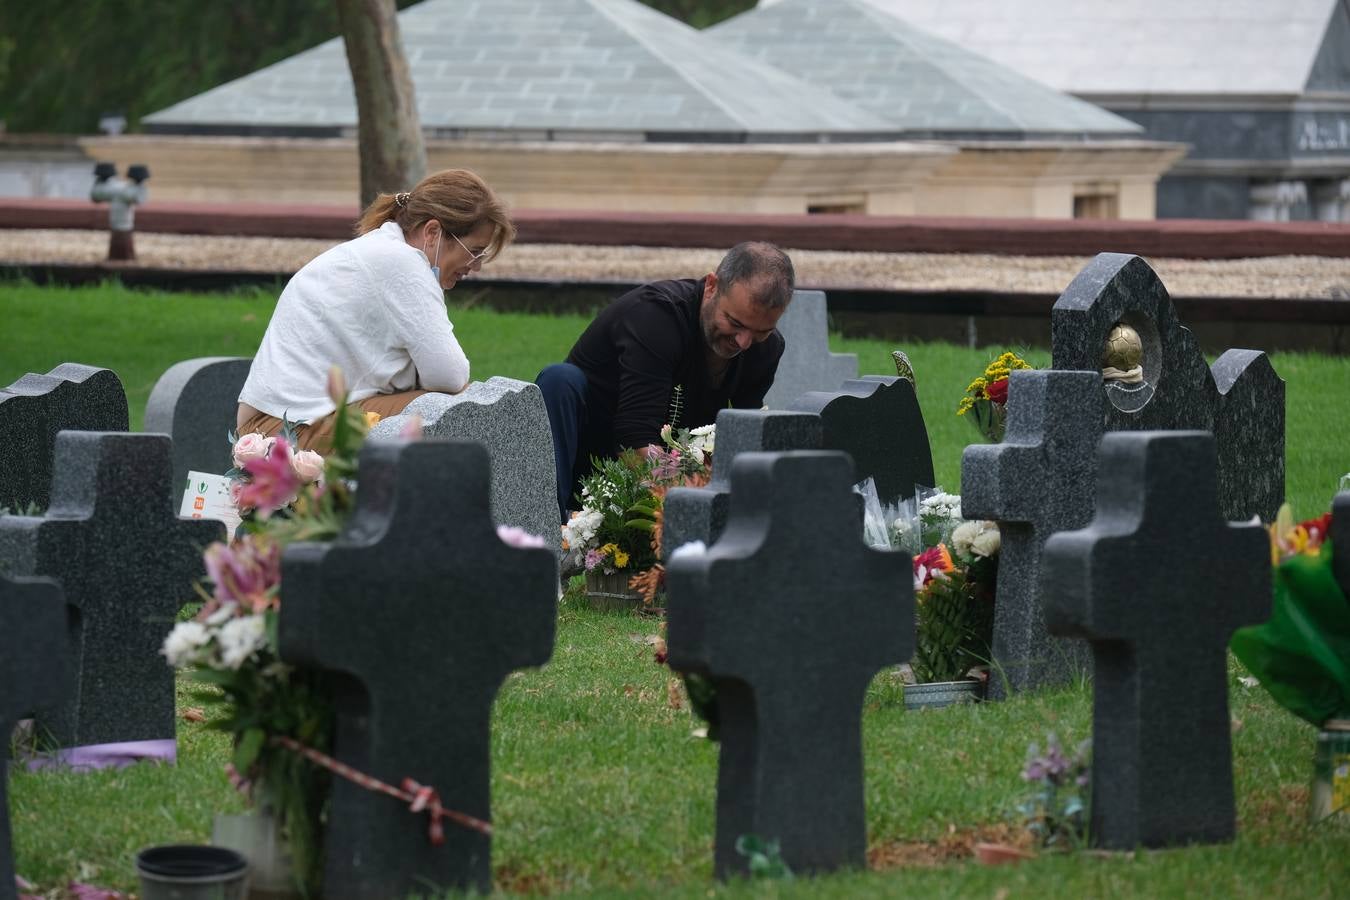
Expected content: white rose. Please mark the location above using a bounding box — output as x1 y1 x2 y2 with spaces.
231 433 274 469
290 449 326 484
971 524 1001 558
218 615 268 670
162 621 210 667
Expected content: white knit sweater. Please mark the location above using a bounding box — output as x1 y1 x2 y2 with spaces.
239 221 469 423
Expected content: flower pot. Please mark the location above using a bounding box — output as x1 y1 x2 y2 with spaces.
1311 718 1350 822
584 569 643 611
903 678 984 711
212 808 302 899
135 844 249 900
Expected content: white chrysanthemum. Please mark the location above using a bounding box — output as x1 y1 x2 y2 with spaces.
950 520 980 558
161 621 211 667
971 524 1002 558
563 507 603 550
217 615 268 670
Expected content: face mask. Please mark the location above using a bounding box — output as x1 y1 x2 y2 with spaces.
425 229 443 281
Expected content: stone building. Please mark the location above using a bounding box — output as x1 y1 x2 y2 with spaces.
848 0 1350 221
76 0 1182 218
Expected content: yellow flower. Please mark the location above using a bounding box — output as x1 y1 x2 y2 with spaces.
364 411 383 428
614 549 630 568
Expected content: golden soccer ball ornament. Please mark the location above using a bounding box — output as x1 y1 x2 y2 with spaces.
1102 322 1143 371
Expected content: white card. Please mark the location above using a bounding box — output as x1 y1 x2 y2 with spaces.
179 471 242 538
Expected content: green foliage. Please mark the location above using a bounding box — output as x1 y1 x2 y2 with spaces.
911 564 995 684
0 0 416 133
734 834 793 880
637 0 757 28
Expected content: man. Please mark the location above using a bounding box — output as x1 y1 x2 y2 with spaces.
537 241 795 521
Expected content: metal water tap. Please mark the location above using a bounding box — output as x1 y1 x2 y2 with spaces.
91 161 150 260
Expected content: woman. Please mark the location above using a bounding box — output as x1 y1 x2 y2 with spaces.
236 168 514 452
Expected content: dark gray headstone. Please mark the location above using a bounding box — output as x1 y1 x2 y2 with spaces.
789 376 935 509
961 370 1105 697
762 290 858 409
1333 492 1350 595
144 357 252 493
665 450 912 878
0 364 128 510
0 432 221 748
1052 253 1285 521
1041 431 1269 848
662 408 822 555
279 439 557 897
369 377 558 555
0 574 69 900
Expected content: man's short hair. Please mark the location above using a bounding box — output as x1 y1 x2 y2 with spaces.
715 242 795 310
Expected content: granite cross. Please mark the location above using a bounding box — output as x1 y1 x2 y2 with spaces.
1041 430 1270 848
961 369 1105 697
789 375 935 508
1051 252 1284 521
0 363 128 510
0 432 221 750
144 356 253 495
279 439 558 897
0 574 69 900
662 407 823 554
665 450 912 878
761 290 858 408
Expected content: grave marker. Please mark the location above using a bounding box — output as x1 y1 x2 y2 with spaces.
666 450 912 878
369 377 558 556
0 432 220 750
0 574 69 900
144 357 252 494
961 370 1105 696
1052 252 1284 521
280 439 557 897
1041 431 1269 848
0 364 128 510
762 290 857 408
789 376 935 508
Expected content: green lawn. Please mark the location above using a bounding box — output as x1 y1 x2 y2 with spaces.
4 280 1350 896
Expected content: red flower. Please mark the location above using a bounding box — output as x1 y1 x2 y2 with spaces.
985 377 1009 405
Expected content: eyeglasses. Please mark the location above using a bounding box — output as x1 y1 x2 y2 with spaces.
451 232 489 263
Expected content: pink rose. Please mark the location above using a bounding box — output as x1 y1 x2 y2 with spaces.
290 449 326 484
232 432 274 469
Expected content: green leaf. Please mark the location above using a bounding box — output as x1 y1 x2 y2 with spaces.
233 726 266 772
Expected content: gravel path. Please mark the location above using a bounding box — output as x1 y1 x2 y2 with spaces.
3 228 1348 299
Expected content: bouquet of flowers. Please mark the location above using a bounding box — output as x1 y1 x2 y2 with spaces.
1230 503 1346 728
861 482 1000 683
561 424 713 599
957 350 1034 443
162 368 411 896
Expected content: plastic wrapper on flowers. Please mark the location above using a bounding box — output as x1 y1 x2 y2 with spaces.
1230 505 1347 728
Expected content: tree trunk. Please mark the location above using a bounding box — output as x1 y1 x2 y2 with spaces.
335 0 426 208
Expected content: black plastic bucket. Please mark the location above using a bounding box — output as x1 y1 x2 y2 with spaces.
136 845 249 900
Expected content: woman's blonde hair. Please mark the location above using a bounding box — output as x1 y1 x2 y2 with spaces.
355 168 515 262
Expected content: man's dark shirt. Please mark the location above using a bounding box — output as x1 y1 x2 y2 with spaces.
565 277 785 455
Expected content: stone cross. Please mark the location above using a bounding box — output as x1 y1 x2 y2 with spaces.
370 377 559 557
144 357 253 493
279 439 558 897
662 407 822 554
762 290 858 408
1052 252 1284 521
961 369 1105 696
0 574 69 900
0 364 128 510
1333 491 1350 593
1041 430 1269 849
0 432 221 749
665 450 912 878
789 376 935 508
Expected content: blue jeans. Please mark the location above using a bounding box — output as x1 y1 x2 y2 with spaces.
536 363 605 522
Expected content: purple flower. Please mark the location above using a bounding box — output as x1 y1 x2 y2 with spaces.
496 525 548 549
584 548 604 571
